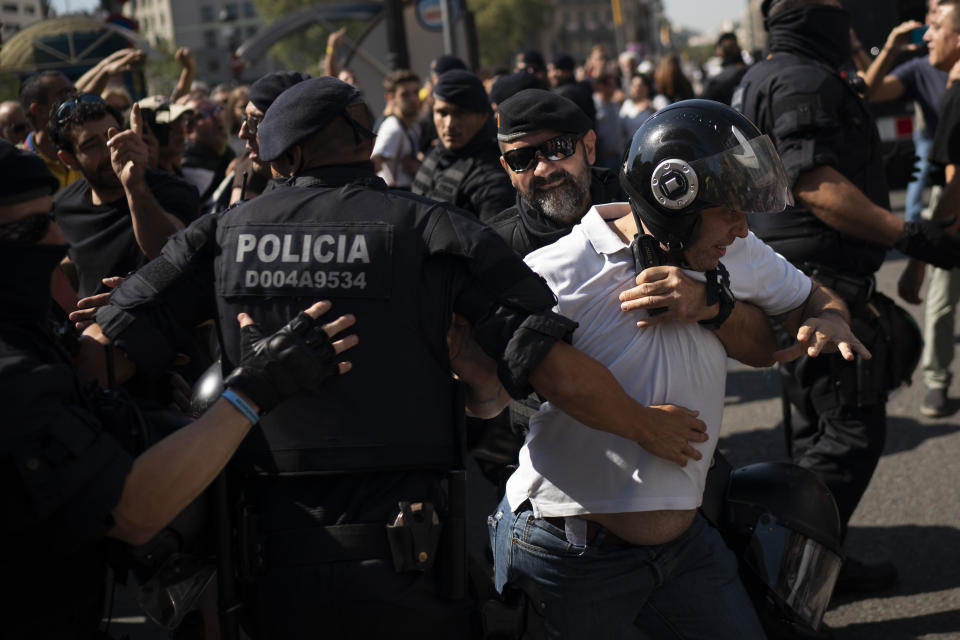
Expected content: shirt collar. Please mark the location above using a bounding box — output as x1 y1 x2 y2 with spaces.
580 202 633 255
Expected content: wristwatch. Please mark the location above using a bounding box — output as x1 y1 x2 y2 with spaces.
699 263 736 331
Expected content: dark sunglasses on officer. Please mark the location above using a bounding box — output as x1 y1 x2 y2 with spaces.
502 133 584 173
239 112 262 136
0 209 55 244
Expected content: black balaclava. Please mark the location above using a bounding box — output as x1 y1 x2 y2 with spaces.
0 242 67 323
766 4 852 68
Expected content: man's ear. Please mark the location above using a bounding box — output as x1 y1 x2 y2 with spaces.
57 149 79 171
499 154 510 174
28 102 45 125
288 145 304 175
582 129 597 166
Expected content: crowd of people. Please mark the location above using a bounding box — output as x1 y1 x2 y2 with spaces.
4 0 960 638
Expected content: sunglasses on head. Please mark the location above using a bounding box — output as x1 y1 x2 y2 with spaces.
502 133 583 173
55 94 105 128
0 210 55 244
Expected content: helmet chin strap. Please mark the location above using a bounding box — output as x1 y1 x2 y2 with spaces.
631 206 686 270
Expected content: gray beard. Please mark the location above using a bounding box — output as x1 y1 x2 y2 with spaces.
527 170 591 225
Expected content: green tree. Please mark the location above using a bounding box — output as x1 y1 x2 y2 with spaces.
467 0 550 68
251 0 366 76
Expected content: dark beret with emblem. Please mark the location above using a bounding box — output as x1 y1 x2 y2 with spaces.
258 76 363 162
496 88 592 142
249 70 312 112
433 69 490 114
0 140 59 204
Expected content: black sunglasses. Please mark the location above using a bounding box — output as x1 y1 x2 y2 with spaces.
0 210 55 244
240 112 262 135
502 133 583 173
55 94 105 129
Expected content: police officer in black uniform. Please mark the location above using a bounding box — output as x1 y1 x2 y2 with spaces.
89 77 709 638
487 89 626 256
0 139 356 637
734 0 960 593
411 69 516 222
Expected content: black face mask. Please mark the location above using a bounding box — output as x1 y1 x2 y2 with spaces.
0 241 68 323
767 5 852 68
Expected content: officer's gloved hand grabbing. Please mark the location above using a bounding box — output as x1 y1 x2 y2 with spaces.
223 301 358 414
894 217 960 270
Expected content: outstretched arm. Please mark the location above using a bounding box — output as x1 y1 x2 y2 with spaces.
109 301 357 545
772 281 870 363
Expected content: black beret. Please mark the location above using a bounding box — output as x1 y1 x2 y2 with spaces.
258 76 362 162
497 88 592 142
489 72 542 106
248 71 312 112
0 141 59 205
431 54 467 76
433 70 490 113
551 53 575 72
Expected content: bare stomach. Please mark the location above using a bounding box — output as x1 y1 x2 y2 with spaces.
584 509 697 546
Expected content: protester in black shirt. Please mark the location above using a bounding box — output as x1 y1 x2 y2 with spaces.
49 94 199 298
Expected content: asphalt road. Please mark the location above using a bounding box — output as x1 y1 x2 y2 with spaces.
721 190 960 639
109 191 960 639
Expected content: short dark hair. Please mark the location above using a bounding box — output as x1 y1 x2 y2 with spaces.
48 93 122 154
19 71 70 126
383 69 420 94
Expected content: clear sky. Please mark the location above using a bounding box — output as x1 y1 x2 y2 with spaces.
49 0 749 37
662 0 749 34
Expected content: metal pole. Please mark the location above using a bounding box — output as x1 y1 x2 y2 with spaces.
383 0 410 71
440 0 457 56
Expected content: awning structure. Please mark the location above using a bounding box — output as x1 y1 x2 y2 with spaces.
0 17 158 75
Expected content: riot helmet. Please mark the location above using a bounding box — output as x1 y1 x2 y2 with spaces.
725 462 843 640
620 99 793 252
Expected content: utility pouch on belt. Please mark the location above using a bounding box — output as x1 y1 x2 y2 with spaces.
386 501 443 573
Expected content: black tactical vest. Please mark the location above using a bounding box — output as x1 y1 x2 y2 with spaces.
734 53 888 276
213 174 460 474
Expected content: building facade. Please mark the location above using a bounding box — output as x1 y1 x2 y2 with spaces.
2 0 46 43
539 0 665 65
122 0 270 85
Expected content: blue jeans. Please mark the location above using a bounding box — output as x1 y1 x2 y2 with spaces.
906 127 934 223
488 496 766 639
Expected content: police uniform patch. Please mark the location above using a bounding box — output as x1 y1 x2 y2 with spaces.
217 222 393 298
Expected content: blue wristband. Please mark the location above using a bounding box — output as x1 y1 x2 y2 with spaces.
222 389 260 425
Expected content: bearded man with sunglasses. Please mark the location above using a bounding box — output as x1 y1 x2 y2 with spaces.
50 93 199 299
489 89 626 256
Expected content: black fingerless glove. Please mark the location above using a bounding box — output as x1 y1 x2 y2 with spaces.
894 218 960 269
223 312 340 413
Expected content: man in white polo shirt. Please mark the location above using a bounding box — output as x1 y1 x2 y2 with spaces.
488 100 868 639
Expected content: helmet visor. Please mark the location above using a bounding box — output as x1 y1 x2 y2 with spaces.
689 132 794 214
745 518 843 629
